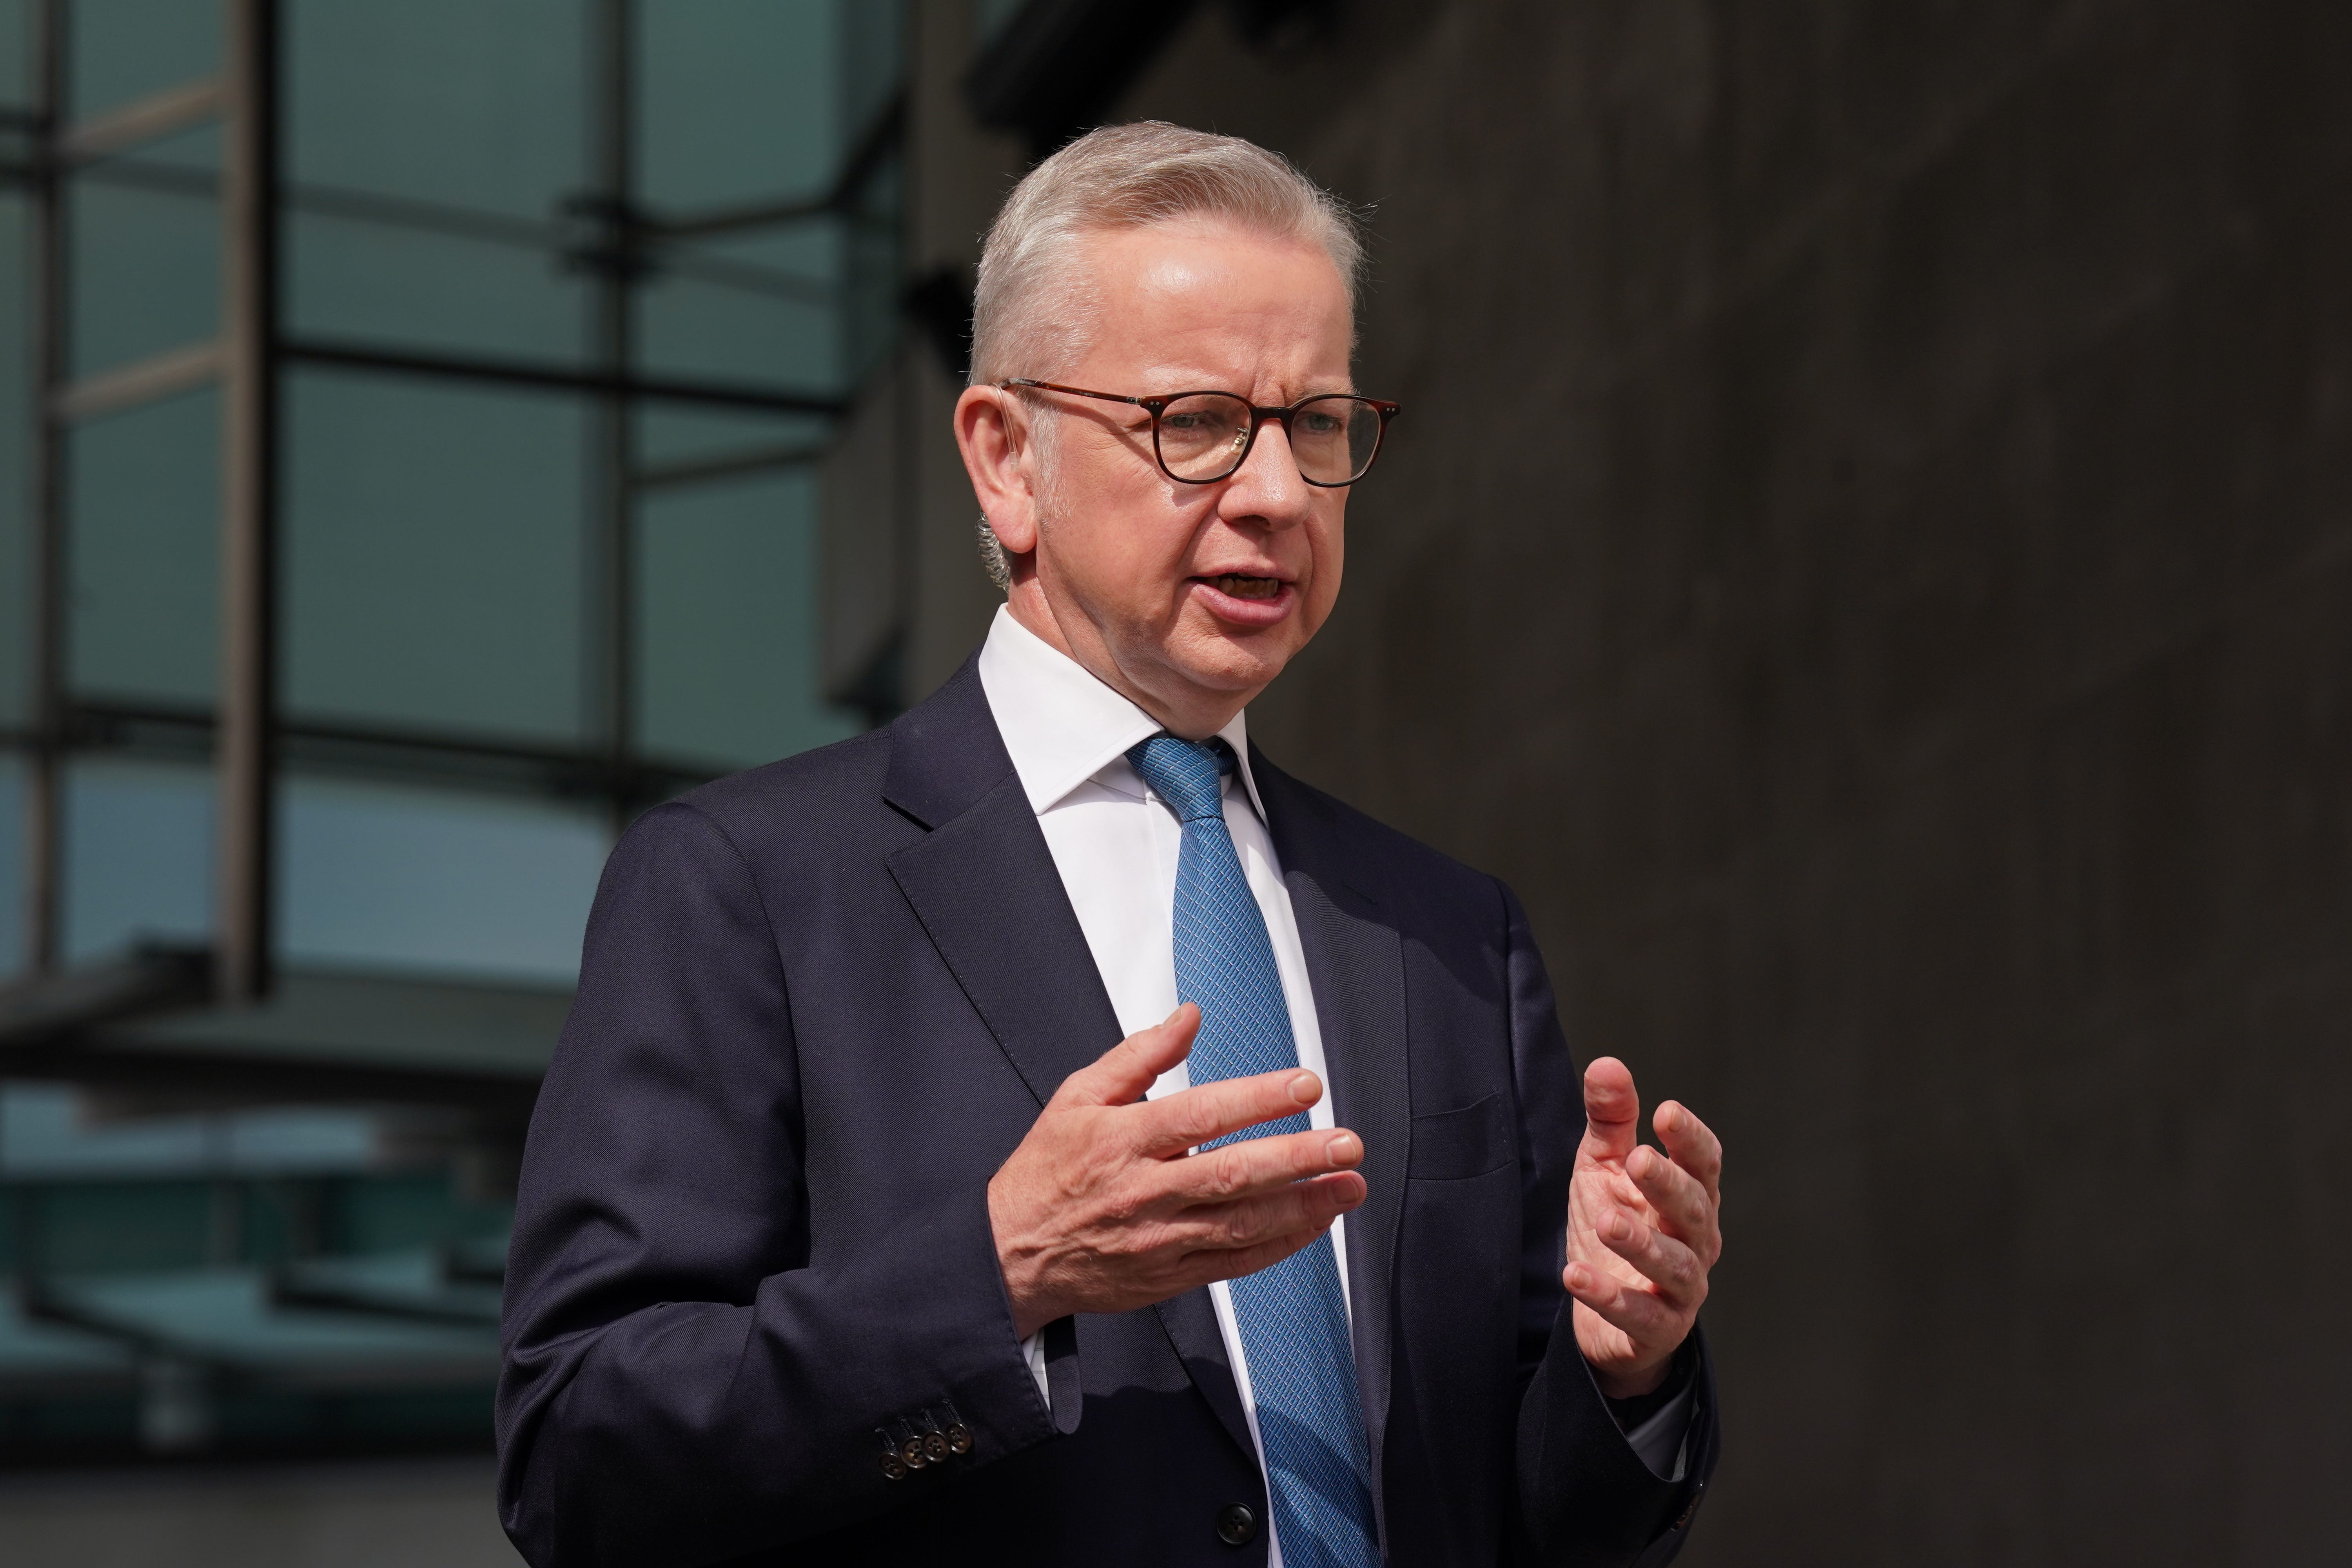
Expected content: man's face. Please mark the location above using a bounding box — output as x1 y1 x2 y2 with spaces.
999 220 1356 730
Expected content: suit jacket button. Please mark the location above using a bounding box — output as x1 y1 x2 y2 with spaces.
1215 1503 1258 1545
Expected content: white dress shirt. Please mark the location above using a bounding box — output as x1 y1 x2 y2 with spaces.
976 607 1689 1554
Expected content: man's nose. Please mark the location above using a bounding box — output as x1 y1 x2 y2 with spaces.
1220 417 1312 527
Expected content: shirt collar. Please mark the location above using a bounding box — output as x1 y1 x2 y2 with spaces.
975 604 1267 822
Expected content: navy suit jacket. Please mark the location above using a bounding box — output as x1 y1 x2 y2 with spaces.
497 659 1718 1566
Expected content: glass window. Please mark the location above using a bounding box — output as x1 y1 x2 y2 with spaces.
279 777 608 984
69 0 219 121
286 211 589 364
283 370 586 744
62 757 212 962
639 0 838 212
67 387 219 707
2 0 906 1463
0 0 29 106
636 463 857 771
286 0 584 222
0 755 21 970
68 173 219 378
0 190 28 730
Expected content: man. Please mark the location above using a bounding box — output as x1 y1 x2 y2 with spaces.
499 122 1723 1567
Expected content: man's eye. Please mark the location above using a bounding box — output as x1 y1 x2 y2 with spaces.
1298 414 1343 436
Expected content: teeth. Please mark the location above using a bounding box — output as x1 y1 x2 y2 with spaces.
1213 575 1279 599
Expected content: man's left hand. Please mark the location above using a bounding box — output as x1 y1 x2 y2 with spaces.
1564 1057 1723 1399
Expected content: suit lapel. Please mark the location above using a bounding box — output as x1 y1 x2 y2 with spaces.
883 659 1125 1107
883 660 1258 1460
1255 747 1411 1502
1152 1289 1255 1459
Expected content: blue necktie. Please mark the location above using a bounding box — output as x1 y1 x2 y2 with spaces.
1127 735 1380 1568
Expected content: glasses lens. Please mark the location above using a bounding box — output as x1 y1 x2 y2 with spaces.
1156 394 1254 480
1290 396 1384 484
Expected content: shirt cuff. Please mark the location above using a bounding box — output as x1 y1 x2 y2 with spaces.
1619 1381 1694 1480
1020 1329 1049 1406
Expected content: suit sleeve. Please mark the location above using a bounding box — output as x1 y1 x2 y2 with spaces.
1500 881 1721 1567
495 802 1058 1568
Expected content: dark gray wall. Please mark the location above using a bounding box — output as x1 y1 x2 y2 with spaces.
1091 2 2352 1561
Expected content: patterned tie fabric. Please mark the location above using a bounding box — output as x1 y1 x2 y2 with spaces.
1126 734 1380 1568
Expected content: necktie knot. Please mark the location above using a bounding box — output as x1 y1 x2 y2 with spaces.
1126 734 1230 824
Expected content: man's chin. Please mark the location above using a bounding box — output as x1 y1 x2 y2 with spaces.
1164 619 1305 701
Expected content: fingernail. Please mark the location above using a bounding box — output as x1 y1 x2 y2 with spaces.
1566 1264 1593 1292
1325 1132 1359 1164
1289 1072 1319 1105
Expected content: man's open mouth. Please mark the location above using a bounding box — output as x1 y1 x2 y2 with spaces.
1202 573 1284 600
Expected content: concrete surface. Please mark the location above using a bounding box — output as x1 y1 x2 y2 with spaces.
0 1458 518 1568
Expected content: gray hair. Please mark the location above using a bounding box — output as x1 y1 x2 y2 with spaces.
969 122 1365 591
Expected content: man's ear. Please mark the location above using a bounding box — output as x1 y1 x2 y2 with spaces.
954 385 1040 556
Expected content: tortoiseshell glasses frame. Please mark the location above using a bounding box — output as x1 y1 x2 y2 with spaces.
997 378 1401 487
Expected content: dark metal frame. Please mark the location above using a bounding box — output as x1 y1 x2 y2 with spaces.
2 0 903 1026
999 377 1401 486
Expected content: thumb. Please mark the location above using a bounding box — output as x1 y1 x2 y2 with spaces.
1056 1003 1199 1107
1577 1056 1641 1164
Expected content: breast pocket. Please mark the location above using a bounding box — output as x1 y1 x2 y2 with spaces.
1406 1091 1514 1181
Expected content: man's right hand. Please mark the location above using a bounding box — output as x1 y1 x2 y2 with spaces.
987 1004 1365 1340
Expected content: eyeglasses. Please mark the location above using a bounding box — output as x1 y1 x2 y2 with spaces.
998 379 1401 487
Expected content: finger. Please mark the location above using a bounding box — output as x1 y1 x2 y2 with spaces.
1563 1258 1677 1343
1055 1004 1200 1108
1625 1144 1715 1246
1132 1067 1322 1156
1179 1169 1365 1251
1654 1100 1723 1205
1162 1126 1363 1204
1577 1057 1641 1165
1180 1223 1331 1288
1589 1204 1704 1308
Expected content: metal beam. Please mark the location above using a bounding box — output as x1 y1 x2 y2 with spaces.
50 338 223 423
24 0 68 978
0 697 718 808
651 93 907 239
631 439 828 491
278 337 846 415
214 0 279 1006
0 946 213 1047
588 0 638 837
56 74 224 163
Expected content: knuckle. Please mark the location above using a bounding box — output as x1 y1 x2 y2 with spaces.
1199 1156 1245 1202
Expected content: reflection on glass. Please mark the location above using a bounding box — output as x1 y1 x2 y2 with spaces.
640 268 838 390
0 756 21 970
635 467 856 771
69 387 219 706
284 370 586 743
286 211 588 363
69 177 220 378
63 757 213 962
280 777 609 984
70 0 221 121
639 0 839 212
0 0 30 105
0 191 27 728
287 0 584 220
